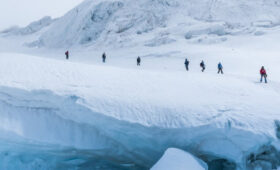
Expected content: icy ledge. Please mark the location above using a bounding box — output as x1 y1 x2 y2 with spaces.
1 86 280 169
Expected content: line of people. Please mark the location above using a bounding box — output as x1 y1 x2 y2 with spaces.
65 51 268 83
102 52 141 66
185 58 268 83
66 51 142 66
185 58 223 74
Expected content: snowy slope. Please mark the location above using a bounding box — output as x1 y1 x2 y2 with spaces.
1 16 54 36
0 50 280 169
22 0 280 48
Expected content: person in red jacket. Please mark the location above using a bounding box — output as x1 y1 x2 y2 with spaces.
65 51 69 60
260 66 267 83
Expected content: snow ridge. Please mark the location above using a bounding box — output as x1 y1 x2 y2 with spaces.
25 0 280 48
1 17 54 36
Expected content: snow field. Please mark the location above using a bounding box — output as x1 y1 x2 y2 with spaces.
0 52 279 169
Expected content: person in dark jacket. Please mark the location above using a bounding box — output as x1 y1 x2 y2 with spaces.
218 62 223 74
137 56 141 66
184 58 190 71
200 60 205 72
260 66 267 83
65 51 69 60
102 53 106 63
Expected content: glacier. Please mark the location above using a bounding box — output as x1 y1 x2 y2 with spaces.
1 0 280 169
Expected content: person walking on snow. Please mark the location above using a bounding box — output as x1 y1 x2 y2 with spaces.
102 53 106 63
65 51 69 60
218 62 223 74
260 66 267 83
200 60 205 72
137 56 141 66
184 58 190 71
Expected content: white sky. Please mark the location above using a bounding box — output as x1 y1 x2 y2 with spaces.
0 0 84 30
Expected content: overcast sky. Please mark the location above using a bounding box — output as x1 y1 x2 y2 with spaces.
0 0 84 30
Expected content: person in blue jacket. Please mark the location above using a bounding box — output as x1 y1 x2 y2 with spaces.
218 62 223 74
184 58 190 71
200 60 205 72
137 56 141 66
102 53 106 63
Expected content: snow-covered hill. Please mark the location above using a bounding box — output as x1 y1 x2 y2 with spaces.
3 0 280 48
1 16 54 36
